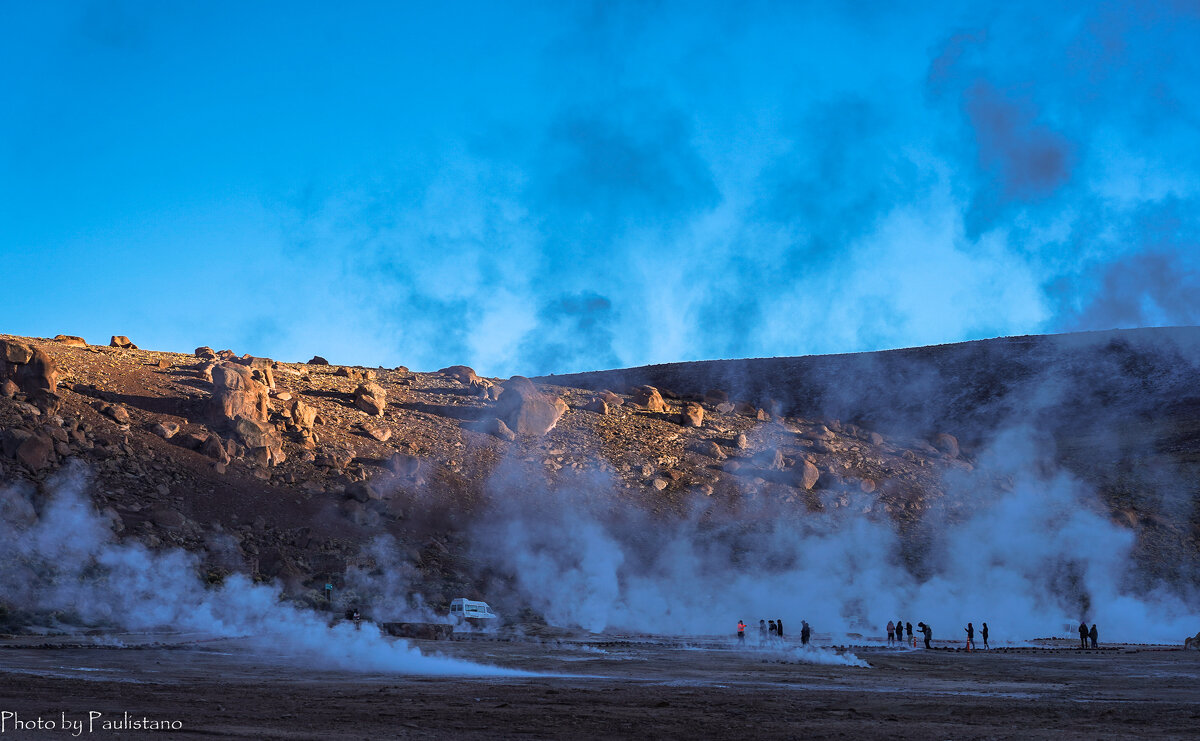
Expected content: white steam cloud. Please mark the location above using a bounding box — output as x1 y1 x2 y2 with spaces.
0 465 522 677
472 429 1199 644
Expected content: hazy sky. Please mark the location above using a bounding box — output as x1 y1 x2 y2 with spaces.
2 1 1198 375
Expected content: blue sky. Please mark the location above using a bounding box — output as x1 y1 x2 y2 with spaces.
2 1 1199 375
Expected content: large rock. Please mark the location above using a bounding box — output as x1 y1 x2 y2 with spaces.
210 362 270 424
194 346 216 359
237 356 276 390
796 460 820 490
109 336 136 349
1 343 59 402
354 382 387 416
0 339 34 364
933 433 959 458
439 365 493 394
16 434 54 470
629 385 667 413
493 376 567 436
235 416 285 466
54 335 88 348
1185 631 1200 650
307 355 330 365
285 398 317 430
680 402 704 427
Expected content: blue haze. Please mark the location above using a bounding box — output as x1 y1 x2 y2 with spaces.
2 1 1199 375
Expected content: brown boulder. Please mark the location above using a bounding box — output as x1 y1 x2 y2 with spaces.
336 366 377 381
101 403 130 425
354 382 387 416
693 440 726 460
199 433 230 463
438 365 479 385
109 335 136 349
583 397 610 415
493 376 567 436
629 385 666 413
16 434 54 470
237 354 277 388
599 390 623 407
0 339 34 364
150 421 180 439
1 379 17 398
235 416 285 466
387 452 426 484
680 402 704 427
54 335 88 348
307 355 330 365
715 402 735 414
360 421 392 442
797 460 820 490
933 433 959 458
752 448 785 471
194 346 216 359
210 362 270 424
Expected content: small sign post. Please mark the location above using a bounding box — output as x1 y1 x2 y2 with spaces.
325 583 333 602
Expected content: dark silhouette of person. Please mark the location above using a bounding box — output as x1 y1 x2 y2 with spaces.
887 621 895 645
801 620 811 645
919 622 932 649
1079 622 1089 649
769 620 777 639
906 622 913 644
896 617 903 644
1090 624 1098 649
738 620 746 644
776 619 784 641
965 622 975 649
759 619 767 644
981 622 989 649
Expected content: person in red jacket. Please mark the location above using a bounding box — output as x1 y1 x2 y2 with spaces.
737 620 746 645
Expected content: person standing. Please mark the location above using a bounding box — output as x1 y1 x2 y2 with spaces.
801 620 811 646
981 622 989 649
906 621 914 646
1078 622 1089 649
759 619 767 645
768 620 778 642
738 620 746 645
1090 624 1098 649
887 620 896 646
965 622 975 650
919 622 932 649
776 619 784 642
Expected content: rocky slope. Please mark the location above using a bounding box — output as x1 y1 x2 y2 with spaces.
1 329 1197 629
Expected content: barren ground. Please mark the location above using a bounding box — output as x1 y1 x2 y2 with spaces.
2 634 1198 740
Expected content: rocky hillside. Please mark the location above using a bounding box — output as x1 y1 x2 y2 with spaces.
1 329 1197 628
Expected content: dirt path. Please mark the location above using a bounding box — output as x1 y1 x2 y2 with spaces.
2 635 1198 739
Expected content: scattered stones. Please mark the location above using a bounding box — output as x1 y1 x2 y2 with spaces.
336 366 377 381
54 335 88 347
933 433 959 458
316 448 354 470
353 382 387 416
307 356 330 365
493 376 567 436
109 336 136 349
629 385 667 413
680 402 704 427
210 362 270 424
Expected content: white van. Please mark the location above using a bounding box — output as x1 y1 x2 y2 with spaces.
449 598 498 623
